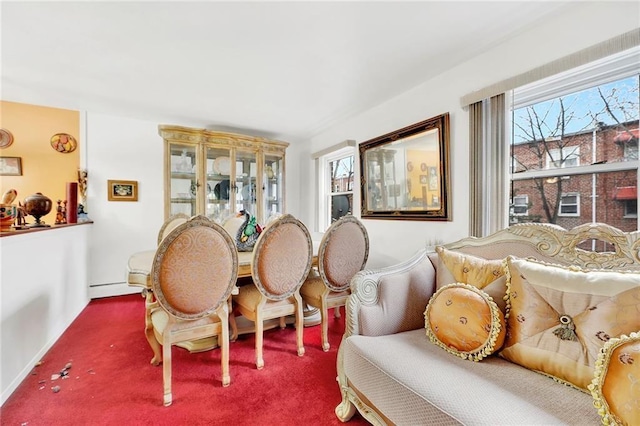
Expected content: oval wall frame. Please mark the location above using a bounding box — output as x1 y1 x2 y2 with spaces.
0 129 14 149
50 133 77 153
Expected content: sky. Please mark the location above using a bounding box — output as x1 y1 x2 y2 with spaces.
512 75 639 144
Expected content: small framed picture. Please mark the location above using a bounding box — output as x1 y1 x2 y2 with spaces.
0 157 22 176
107 180 138 202
420 175 428 185
428 167 438 190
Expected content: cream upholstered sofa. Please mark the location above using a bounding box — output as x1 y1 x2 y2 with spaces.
335 222 640 425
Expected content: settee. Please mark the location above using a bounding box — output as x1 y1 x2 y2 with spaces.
335 222 640 425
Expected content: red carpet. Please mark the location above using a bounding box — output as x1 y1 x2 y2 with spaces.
1 294 369 425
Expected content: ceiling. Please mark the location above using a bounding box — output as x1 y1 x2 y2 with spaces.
1 1 571 142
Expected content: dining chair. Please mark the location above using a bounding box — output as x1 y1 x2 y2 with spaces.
136 213 191 358
147 215 238 406
300 215 369 351
232 214 313 369
156 213 190 245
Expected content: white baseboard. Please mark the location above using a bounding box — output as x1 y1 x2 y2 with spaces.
89 282 142 299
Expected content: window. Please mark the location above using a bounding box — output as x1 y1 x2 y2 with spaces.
314 142 356 231
623 138 639 160
559 193 580 216
328 155 354 223
512 195 529 216
624 199 637 218
509 49 639 234
546 147 580 169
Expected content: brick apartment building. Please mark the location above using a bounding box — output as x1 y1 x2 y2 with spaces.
510 120 639 234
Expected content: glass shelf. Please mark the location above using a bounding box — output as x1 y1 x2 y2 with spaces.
171 172 196 179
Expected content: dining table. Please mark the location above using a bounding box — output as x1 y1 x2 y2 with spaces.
126 241 320 352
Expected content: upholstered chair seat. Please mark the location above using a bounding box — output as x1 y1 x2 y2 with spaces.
300 215 369 351
300 273 349 308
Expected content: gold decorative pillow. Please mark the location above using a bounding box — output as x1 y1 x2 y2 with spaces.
435 246 507 313
589 332 640 426
424 283 506 361
502 256 640 390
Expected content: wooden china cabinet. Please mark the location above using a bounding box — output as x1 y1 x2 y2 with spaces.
159 125 288 224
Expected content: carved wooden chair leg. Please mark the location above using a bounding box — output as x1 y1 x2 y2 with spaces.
228 299 238 342
219 305 231 387
162 333 173 406
334 306 341 319
145 301 162 366
255 316 265 369
321 300 330 352
295 293 305 357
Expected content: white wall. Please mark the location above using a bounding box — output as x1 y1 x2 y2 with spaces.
302 2 640 269
85 113 164 297
1 225 90 404
84 113 307 298
40 2 640 297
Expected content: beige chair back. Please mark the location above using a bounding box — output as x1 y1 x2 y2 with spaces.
251 214 313 301
151 215 238 319
319 215 369 292
157 213 190 245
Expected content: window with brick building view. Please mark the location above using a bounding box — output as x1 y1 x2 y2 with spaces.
510 74 639 249
329 155 354 223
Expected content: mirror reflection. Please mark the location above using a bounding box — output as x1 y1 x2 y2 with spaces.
360 113 450 220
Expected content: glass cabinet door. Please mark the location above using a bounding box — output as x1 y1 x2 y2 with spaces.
205 145 233 223
168 143 198 217
162 126 289 224
235 149 258 218
263 153 284 221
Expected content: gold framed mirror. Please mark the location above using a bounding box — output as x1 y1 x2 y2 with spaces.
360 113 450 220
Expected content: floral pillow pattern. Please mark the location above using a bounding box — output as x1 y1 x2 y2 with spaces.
502 256 640 390
589 331 640 426
435 246 508 313
425 283 506 362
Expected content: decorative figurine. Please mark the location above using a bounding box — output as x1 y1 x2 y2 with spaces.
235 209 263 252
55 200 65 225
77 203 90 223
78 169 88 207
14 201 27 228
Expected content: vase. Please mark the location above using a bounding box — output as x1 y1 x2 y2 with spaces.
24 192 53 227
0 204 16 231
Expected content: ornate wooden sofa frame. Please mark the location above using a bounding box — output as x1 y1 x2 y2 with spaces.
335 222 640 425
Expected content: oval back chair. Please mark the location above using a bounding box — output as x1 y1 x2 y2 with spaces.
301 214 369 351
156 213 190 245
233 214 313 369
148 215 238 406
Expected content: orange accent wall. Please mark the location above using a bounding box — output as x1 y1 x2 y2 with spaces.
0 101 80 225
407 149 439 205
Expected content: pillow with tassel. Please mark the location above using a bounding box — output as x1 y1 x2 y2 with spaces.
424 283 506 361
589 331 640 426
501 256 640 390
